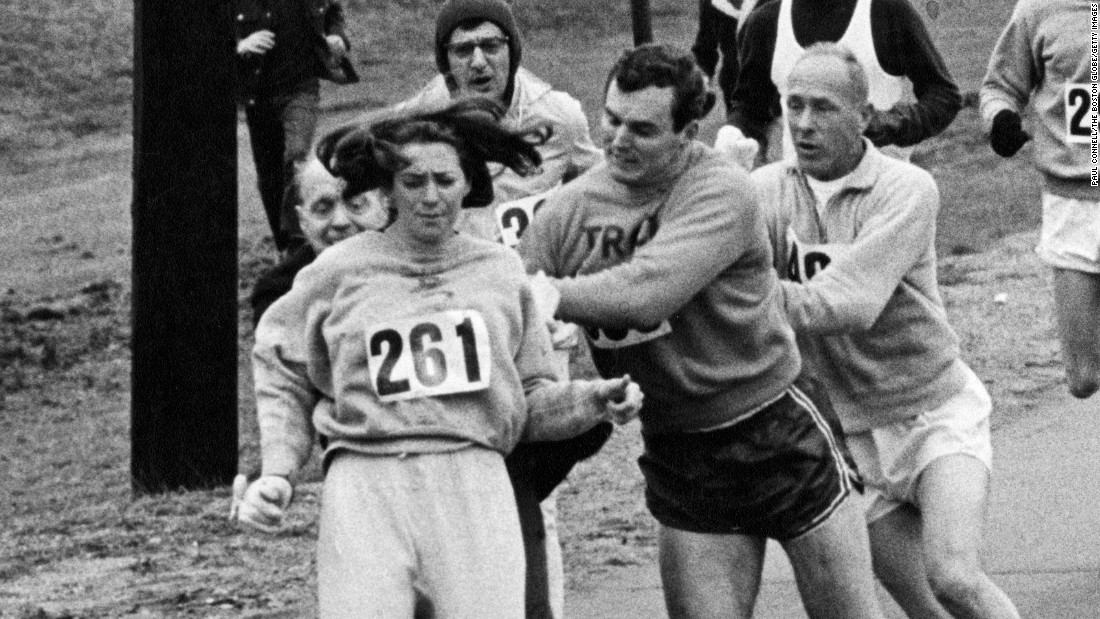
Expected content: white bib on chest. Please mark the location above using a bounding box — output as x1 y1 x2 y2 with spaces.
365 310 492 402
784 225 852 283
494 187 556 248
1064 83 1095 145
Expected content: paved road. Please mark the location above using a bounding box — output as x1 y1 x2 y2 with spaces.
567 389 1099 618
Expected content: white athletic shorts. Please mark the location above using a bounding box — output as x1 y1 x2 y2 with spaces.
846 364 993 524
317 448 525 618
1037 193 1100 274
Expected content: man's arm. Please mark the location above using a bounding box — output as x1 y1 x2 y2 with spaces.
979 7 1035 129
693 0 722 78
549 167 754 328
726 1 781 145
323 1 350 50
513 273 641 441
780 170 940 334
868 0 961 147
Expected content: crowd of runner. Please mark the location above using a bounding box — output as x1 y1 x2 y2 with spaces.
230 0 1096 617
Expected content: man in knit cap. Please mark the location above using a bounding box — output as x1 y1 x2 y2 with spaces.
391 0 602 242
360 2 604 617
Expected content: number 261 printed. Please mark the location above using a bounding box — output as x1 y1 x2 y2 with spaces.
365 310 492 402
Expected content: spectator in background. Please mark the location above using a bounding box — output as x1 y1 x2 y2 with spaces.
981 0 1099 400
691 0 759 115
755 43 1020 618
249 156 391 327
728 0 960 164
235 0 359 253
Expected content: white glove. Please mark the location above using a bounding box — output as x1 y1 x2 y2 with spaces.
529 271 561 320
230 474 293 534
593 374 644 425
714 125 760 171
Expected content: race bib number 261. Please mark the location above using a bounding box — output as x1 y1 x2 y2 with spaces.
365 310 491 402
1065 83 1096 145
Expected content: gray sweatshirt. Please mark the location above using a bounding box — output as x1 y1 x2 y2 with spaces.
253 230 606 476
981 0 1099 200
754 143 969 432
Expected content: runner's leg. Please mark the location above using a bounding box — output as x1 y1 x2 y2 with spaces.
867 504 952 617
658 526 765 619
917 454 1020 619
1053 267 1100 398
782 495 884 619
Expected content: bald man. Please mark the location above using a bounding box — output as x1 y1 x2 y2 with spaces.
753 43 1020 619
730 0 960 164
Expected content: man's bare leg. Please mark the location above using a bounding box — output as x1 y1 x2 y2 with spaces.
781 495 885 619
658 526 765 619
917 454 1020 619
1053 267 1100 399
868 503 953 617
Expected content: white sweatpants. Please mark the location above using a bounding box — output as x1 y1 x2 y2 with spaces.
318 448 525 618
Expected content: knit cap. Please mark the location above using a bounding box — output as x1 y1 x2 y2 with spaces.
434 0 522 84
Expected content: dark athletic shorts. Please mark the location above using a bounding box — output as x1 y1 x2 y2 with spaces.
639 376 862 540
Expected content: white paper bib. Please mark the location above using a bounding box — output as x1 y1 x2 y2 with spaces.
1064 83 1095 145
365 310 492 402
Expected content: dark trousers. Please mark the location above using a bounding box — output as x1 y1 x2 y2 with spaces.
511 476 553 619
692 0 741 114
506 422 614 618
244 81 319 251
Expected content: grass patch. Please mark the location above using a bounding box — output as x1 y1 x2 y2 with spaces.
0 0 133 171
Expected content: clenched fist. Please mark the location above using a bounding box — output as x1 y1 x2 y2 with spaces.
592 374 644 425
229 474 293 534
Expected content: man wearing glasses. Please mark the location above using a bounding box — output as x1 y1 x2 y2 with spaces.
387 0 602 242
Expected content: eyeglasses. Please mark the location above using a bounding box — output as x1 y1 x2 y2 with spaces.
445 36 509 59
306 195 373 219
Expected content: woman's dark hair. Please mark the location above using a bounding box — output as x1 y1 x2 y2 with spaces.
605 43 716 132
316 98 546 208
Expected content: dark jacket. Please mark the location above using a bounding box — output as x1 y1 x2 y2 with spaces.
250 243 316 328
235 0 357 105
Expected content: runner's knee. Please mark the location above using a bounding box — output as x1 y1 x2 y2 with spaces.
925 555 984 606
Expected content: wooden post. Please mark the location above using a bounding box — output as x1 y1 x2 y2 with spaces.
631 0 654 45
131 0 239 494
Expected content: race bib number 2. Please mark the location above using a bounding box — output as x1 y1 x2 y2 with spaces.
365 310 491 402
1065 83 1095 145
495 189 555 248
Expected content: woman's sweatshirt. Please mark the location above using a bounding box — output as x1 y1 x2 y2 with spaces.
253 230 603 476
